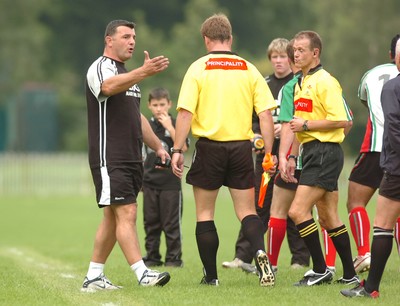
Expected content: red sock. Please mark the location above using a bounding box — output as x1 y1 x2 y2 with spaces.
267 217 287 266
349 207 370 255
395 217 400 256
321 227 336 267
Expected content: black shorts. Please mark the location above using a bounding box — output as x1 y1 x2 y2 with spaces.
379 172 400 201
274 170 301 191
348 152 383 189
186 138 254 190
299 141 343 192
90 162 144 207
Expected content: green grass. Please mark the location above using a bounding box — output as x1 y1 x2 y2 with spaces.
0 182 398 305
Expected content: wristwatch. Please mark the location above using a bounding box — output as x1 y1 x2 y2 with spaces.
170 148 183 154
288 155 297 163
302 120 309 131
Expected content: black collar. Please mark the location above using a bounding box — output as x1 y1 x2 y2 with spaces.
307 64 323 75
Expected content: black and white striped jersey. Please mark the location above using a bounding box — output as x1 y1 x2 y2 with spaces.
86 56 143 168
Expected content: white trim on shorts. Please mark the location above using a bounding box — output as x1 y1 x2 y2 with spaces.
99 166 111 205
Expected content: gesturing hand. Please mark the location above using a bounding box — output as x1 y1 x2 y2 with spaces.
143 51 169 76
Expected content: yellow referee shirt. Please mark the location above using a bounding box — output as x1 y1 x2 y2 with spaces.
294 65 352 144
177 52 276 141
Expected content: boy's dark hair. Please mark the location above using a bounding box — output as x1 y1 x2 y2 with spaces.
148 87 170 102
104 20 135 38
390 34 400 59
286 39 295 63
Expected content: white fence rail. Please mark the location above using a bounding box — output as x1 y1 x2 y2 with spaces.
0 153 93 195
0 152 356 196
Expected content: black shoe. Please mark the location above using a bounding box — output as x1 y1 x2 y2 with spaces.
200 268 219 286
340 280 379 298
143 256 163 267
294 268 333 286
200 277 219 286
334 275 360 285
165 261 184 268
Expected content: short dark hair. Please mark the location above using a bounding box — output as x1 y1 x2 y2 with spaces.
286 39 295 63
390 34 400 59
294 31 322 56
148 87 170 103
104 20 135 38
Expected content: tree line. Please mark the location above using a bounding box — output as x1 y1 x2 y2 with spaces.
0 0 398 152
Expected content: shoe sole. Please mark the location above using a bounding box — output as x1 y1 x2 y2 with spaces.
154 273 171 287
256 252 275 287
81 287 97 293
340 289 374 298
80 285 122 293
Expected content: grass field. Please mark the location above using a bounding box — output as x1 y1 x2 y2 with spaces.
0 168 398 305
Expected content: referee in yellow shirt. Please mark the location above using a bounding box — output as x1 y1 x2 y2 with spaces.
171 13 277 287
283 31 356 287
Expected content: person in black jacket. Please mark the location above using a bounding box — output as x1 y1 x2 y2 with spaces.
142 87 189 268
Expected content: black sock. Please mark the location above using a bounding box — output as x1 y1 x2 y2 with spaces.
196 221 219 281
327 224 356 279
365 227 393 293
297 219 326 273
241 214 265 257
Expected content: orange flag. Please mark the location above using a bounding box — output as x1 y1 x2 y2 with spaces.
258 153 274 208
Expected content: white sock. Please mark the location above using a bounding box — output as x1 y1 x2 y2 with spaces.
86 262 104 280
131 260 148 281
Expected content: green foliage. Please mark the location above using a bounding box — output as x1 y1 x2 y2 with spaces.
135 0 225 118
0 0 53 98
312 0 400 153
0 0 399 152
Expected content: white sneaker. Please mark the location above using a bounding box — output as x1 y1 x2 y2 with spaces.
353 252 371 273
81 273 122 292
222 258 243 269
138 269 171 287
